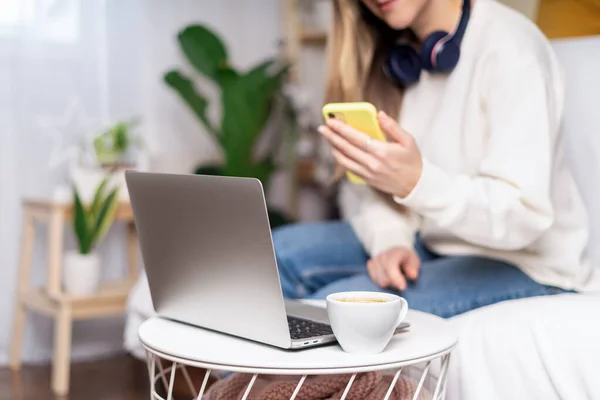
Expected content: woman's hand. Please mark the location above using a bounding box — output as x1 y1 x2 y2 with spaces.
367 247 420 291
318 111 423 198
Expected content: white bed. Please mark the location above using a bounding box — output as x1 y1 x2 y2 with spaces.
123 35 600 399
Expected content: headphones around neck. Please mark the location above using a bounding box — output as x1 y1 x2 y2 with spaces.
384 0 471 87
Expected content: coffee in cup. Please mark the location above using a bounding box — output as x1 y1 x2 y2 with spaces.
337 298 390 303
326 291 408 354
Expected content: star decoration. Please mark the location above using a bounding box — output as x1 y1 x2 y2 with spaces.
36 95 102 172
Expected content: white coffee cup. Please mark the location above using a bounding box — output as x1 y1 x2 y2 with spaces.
326 291 409 354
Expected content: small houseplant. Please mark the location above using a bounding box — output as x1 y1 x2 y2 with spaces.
93 118 142 167
72 118 142 204
164 24 296 227
64 177 120 295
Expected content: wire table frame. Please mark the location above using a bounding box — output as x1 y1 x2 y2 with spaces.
139 312 457 400
144 347 453 400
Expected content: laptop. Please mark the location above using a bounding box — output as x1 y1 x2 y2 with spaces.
125 171 340 349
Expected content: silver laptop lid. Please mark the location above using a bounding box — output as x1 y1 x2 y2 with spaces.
125 171 292 348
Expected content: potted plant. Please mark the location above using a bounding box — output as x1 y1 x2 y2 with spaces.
71 119 143 203
93 118 142 167
63 177 120 295
164 24 298 227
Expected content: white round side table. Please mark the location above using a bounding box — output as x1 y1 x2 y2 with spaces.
139 308 458 400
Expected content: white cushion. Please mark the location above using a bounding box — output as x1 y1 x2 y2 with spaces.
552 35 600 262
446 293 600 400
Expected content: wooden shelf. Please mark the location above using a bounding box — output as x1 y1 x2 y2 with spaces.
21 280 131 320
10 198 139 396
24 199 134 221
297 158 317 184
300 30 328 44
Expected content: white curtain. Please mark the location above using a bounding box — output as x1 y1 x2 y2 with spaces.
0 0 282 365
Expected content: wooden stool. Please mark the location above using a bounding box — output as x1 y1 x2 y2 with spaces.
9 199 139 396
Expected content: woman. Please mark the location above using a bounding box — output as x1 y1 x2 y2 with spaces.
272 0 599 318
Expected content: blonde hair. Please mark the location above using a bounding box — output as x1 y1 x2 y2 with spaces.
324 0 410 184
325 0 408 116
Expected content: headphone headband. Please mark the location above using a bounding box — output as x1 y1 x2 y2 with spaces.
431 0 470 69
451 0 471 45
384 0 472 87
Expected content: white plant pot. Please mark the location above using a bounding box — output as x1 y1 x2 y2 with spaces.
63 252 101 296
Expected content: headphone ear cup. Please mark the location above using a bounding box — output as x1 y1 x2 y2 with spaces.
435 41 461 73
384 44 422 87
420 31 449 71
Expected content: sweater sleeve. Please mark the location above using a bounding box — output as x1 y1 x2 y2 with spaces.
393 55 561 251
339 182 420 256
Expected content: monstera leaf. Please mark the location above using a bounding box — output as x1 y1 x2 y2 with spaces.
166 23 293 228
164 70 218 139
194 165 224 176
178 25 228 80
219 63 289 175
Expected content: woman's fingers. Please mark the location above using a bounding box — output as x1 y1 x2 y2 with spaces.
401 250 421 280
318 125 380 168
331 149 372 180
378 111 413 147
369 248 420 291
384 259 407 291
325 118 388 157
367 259 389 288
372 253 406 291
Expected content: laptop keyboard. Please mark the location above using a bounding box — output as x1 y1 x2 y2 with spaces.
287 316 333 340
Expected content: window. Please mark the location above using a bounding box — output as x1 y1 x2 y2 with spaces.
0 0 79 44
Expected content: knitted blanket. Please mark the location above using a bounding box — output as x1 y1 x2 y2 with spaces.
203 372 429 400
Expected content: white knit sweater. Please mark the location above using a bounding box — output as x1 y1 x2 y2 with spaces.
339 0 599 292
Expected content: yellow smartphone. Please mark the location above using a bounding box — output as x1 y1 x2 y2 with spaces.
322 101 387 184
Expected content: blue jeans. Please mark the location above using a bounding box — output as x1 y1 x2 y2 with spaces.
272 221 566 318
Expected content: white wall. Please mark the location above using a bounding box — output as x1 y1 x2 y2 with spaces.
0 0 283 366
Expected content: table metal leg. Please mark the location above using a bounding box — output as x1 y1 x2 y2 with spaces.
412 361 432 400
147 353 155 400
166 362 177 400
156 358 170 391
241 374 258 400
432 353 451 400
289 375 307 400
180 365 197 396
383 368 403 400
340 373 357 400
196 369 212 400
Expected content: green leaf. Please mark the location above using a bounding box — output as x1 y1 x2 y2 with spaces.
220 83 259 169
262 64 290 95
72 186 91 254
113 123 129 152
164 70 219 139
194 165 225 176
89 187 119 250
215 66 238 87
268 209 289 229
244 158 276 186
90 177 110 219
178 25 228 80
219 62 288 174
243 60 276 85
